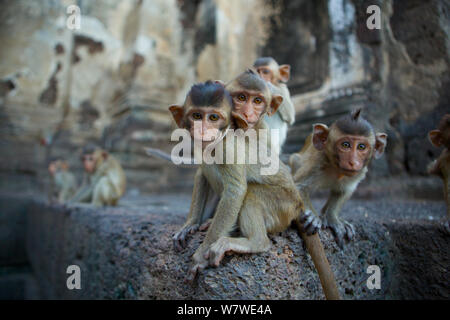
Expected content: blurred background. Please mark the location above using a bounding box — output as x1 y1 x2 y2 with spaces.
0 0 449 196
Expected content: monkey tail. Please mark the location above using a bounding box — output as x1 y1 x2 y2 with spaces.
295 220 341 300
144 147 196 167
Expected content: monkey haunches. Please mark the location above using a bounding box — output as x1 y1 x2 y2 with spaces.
48 145 127 207
428 114 450 233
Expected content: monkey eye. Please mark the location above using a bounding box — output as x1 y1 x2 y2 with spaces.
209 114 220 121
262 69 270 74
253 97 262 104
192 112 202 120
341 142 351 148
358 143 366 150
237 94 246 101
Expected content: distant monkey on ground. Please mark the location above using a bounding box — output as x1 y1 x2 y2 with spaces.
70 145 126 206
170 73 340 299
289 109 387 247
253 57 296 153
48 157 77 203
428 114 450 233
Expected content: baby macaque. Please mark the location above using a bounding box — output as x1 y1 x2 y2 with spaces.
170 74 340 299
253 57 296 153
48 157 77 203
428 114 450 233
289 109 387 247
71 145 126 206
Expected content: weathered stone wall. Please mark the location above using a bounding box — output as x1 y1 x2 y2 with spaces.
1 193 448 299
0 0 449 193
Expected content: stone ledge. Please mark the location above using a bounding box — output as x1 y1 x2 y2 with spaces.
1 193 449 299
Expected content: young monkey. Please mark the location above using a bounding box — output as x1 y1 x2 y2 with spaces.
70 145 126 206
253 57 296 153
48 157 77 203
428 114 450 233
289 109 387 247
171 74 340 299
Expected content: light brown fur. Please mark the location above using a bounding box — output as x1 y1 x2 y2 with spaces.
71 149 126 206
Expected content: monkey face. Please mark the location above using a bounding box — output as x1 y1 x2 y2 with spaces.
231 91 266 129
82 154 96 173
48 162 58 175
256 67 274 84
186 108 227 142
334 136 371 174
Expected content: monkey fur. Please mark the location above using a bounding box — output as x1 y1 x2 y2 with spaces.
253 57 296 153
71 146 126 206
289 109 387 248
48 157 77 203
428 114 450 233
170 74 340 299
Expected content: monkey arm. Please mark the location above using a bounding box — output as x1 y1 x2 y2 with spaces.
184 168 209 226
277 84 295 125
321 189 355 247
198 165 247 250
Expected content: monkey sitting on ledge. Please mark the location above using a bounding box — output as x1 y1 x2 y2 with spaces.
289 109 387 247
48 157 77 203
428 114 450 233
70 145 126 206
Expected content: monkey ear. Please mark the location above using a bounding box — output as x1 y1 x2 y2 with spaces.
268 94 283 116
231 111 249 130
169 105 184 128
279 64 291 83
312 124 329 150
214 80 225 87
374 133 388 159
428 130 443 147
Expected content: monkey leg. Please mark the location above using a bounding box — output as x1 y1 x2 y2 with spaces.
321 190 355 248
92 177 118 206
206 197 271 267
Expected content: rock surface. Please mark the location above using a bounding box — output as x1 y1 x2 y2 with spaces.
1 192 448 300
0 0 449 194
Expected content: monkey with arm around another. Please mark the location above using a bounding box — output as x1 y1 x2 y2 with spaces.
48 157 77 203
70 145 126 206
428 114 450 233
289 109 387 248
170 71 340 299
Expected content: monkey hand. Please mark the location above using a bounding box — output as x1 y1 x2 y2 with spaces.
173 224 200 251
187 246 210 282
299 210 322 235
322 217 355 249
199 219 212 231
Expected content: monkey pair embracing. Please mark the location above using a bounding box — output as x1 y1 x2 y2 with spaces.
169 70 340 299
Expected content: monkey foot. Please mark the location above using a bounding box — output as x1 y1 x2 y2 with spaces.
206 237 232 267
299 210 322 235
172 224 199 251
323 219 355 249
187 248 210 282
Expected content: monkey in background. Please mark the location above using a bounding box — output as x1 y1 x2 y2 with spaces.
253 57 296 153
48 157 77 203
170 73 340 299
428 114 450 233
289 109 387 248
70 145 126 206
